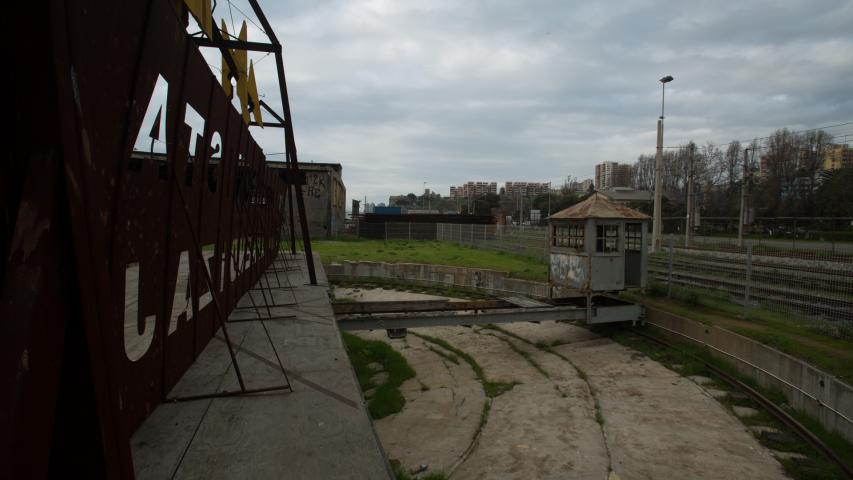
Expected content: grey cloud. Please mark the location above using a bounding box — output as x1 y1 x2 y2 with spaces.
224 0 853 203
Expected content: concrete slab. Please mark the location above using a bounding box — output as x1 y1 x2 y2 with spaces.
733 406 761 418
704 387 730 400
773 451 808 461
358 332 484 475
131 254 392 480
687 375 714 385
750 425 783 436
549 328 786 480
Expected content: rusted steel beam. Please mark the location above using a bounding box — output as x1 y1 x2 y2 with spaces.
192 37 280 53
337 306 587 331
331 299 514 315
247 0 317 285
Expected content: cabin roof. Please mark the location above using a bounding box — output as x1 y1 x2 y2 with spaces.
548 192 650 220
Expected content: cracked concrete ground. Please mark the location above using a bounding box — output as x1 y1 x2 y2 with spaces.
338 288 788 479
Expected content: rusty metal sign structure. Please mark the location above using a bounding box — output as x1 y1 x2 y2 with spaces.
3 0 315 477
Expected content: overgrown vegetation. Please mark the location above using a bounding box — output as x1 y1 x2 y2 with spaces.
315 239 548 281
411 332 518 398
341 333 416 419
598 325 853 480
625 282 853 381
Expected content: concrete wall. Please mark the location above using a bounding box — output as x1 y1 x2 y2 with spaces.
326 260 564 298
645 308 853 443
325 259 853 443
293 164 346 239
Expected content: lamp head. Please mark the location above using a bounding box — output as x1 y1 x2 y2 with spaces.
660 75 674 84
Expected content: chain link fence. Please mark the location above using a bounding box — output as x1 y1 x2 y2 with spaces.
651 234 853 338
357 221 550 260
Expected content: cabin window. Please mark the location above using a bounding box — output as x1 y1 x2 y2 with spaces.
554 223 584 249
625 223 642 251
596 225 619 253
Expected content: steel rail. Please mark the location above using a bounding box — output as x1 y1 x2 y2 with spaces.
647 271 853 321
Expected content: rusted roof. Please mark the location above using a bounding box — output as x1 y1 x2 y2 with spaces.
547 192 650 220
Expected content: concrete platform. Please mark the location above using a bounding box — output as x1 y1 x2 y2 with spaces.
131 254 392 479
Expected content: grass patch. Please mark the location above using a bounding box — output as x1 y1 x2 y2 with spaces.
315 239 547 282
478 400 491 433
412 332 518 398
622 287 853 382
599 325 853 480
594 408 605 426
341 333 416 419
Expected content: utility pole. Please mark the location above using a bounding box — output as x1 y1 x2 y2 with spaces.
685 143 694 247
738 148 750 247
652 75 673 253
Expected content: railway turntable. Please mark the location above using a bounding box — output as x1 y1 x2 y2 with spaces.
333 193 650 334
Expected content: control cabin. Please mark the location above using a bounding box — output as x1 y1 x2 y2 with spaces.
547 192 649 293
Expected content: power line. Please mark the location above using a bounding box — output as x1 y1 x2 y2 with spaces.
663 120 853 150
662 131 853 157
227 0 236 37
226 0 269 40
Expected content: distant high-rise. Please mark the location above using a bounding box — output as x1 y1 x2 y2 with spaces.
823 144 853 171
504 181 550 196
449 181 497 197
595 162 632 190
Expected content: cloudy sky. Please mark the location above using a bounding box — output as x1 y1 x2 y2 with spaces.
209 0 853 206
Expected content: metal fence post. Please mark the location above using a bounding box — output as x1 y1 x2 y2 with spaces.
744 241 753 320
667 236 674 298
385 222 388 241
408 222 411 240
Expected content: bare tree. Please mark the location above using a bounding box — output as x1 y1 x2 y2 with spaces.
631 154 655 190
724 140 742 192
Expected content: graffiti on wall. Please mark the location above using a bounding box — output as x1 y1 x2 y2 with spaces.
305 172 326 198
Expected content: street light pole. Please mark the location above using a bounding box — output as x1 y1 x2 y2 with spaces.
652 75 674 253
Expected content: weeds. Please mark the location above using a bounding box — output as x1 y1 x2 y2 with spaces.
412 332 518 398
342 333 415 419
427 345 460 365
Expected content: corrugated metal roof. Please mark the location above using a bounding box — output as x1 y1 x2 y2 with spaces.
547 192 650 220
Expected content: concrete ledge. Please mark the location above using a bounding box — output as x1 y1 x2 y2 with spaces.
646 307 853 443
326 260 575 298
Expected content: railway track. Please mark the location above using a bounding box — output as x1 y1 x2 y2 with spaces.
669 242 853 264
648 257 852 300
629 328 853 479
647 268 853 322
